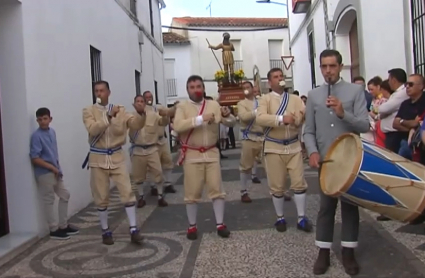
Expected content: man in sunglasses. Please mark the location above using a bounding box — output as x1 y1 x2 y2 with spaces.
393 74 425 159
377 68 409 153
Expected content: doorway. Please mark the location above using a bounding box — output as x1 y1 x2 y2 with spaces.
308 31 316 88
349 19 360 78
0 105 9 237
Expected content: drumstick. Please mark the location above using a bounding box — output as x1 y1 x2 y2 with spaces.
319 159 334 165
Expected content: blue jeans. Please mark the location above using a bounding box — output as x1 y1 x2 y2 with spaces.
398 139 412 160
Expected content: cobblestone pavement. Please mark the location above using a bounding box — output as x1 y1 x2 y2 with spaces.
2 147 425 277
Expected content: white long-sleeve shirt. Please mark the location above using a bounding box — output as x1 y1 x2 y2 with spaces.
378 85 408 133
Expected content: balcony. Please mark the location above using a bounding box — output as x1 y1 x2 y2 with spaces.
166 78 177 97
270 59 285 70
234 60 243 71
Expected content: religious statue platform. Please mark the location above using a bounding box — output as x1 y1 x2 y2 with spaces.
217 83 245 106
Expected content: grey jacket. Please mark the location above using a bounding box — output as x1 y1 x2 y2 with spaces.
303 80 370 158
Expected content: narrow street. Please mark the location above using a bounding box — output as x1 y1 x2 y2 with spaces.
1 147 425 277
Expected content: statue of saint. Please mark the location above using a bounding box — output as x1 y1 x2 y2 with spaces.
208 32 235 83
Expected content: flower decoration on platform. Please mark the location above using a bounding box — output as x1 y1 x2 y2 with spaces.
214 70 226 82
234 69 245 82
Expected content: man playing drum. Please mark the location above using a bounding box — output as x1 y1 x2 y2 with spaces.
173 75 236 241
304 49 369 275
256 68 312 233
237 81 264 203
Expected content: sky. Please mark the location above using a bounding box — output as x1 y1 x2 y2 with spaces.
161 0 288 30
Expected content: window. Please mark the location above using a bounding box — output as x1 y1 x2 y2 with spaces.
307 31 316 88
411 0 425 75
149 0 154 37
229 40 242 71
154 80 159 104
130 0 137 17
164 59 177 97
268 39 284 70
90 46 102 104
135 70 141 96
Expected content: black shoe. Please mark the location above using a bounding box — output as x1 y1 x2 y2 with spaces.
150 187 158 196
50 230 70 240
376 215 391 221
217 224 230 238
297 217 313 233
274 218 287 232
251 177 261 184
220 155 228 159
58 225 79 235
164 185 177 193
102 230 114 245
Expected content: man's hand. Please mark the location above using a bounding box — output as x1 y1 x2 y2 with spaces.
133 102 146 114
109 105 120 117
326 96 344 118
221 106 231 117
282 115 295 125
309 152 320 168
51 167 62 178
158 108 167 117
202 113 215 124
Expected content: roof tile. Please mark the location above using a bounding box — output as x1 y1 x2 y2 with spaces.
172 17 287 27
162 32 190 44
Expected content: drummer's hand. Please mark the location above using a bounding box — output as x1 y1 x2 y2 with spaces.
326 96 344 118
309 152 320 168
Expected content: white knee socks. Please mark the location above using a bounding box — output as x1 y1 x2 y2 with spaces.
240 172 250 194
272 195 284 217
186 203 198 226
97 208 109 230
125 205 137 231
252 162 258 178
293 193 306 222
212 198 225 225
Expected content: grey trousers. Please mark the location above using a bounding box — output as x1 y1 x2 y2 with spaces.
315 189 360 249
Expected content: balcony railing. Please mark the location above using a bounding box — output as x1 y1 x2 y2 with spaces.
166 78 177 97
234 60 243 71
270 59 285 70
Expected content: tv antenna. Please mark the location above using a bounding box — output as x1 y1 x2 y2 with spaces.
206 1 212 17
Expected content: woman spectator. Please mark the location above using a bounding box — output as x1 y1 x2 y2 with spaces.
371 79 393 147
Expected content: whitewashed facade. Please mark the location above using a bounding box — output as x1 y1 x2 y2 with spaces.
163 17 291 103
0 0 166 260
288 0 424 96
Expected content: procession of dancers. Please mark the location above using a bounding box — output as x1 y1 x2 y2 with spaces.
31 49 376 276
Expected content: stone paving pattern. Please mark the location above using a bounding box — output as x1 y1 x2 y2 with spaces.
2 147 425 277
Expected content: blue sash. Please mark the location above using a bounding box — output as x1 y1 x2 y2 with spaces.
128 130 141 157
242 99 259 140
82 104 114 169
264 93 289 136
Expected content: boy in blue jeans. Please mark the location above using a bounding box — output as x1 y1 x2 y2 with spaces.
30 108 79 240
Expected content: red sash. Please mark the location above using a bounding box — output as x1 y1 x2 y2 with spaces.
177 99 207 165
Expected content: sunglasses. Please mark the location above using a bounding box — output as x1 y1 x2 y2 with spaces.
405 82 416 87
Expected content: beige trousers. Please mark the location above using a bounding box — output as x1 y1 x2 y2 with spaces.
131 152 163 195
90 165 136 208
264 152 307 196
239 140 263 173
158 143 174 170
36 173 70 232
183 162 226 203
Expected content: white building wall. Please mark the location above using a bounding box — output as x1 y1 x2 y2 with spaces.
163 44 192 104
289 0 414 96
0 0 164 239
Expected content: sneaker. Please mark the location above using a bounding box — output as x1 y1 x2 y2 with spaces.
50 230 70 240
58 225 79 235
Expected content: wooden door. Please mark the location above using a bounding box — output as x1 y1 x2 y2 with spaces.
349 19 360 78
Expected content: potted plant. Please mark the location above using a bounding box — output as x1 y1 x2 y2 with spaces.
214 70 226 87
234 69 245 84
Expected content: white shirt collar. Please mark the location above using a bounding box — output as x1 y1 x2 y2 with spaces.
95 103 108 110
395 84 405 92
271 91 286 97
324 77 342 85
189 98 204 104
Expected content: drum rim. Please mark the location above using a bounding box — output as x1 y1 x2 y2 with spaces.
320 133 362 197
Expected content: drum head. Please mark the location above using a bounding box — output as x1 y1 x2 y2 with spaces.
320 133 362 196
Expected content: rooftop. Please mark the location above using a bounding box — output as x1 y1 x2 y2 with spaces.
171 17 288 27
162 32 190 44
